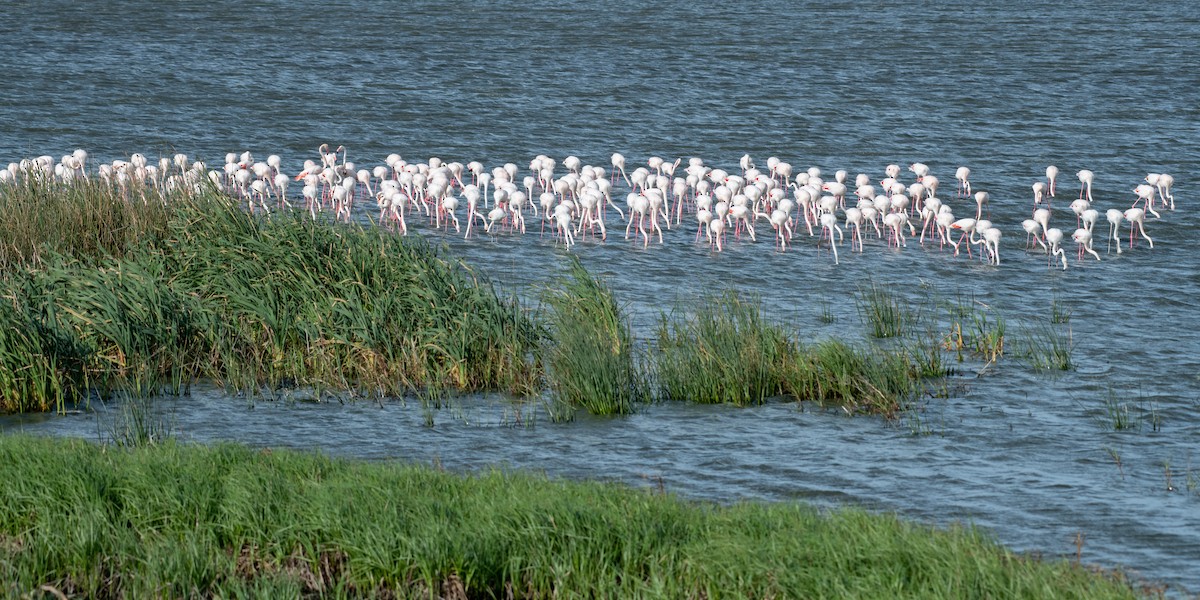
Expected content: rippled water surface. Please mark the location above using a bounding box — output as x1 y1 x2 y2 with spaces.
2 0 1199 593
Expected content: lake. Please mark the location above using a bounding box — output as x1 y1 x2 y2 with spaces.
1 0 1198 592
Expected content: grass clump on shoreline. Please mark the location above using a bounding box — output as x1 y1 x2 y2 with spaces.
542 256 648 418
787 339 920 418
655 290 794 406
0 436 1146 599
0 180 542 412
654 291 927 415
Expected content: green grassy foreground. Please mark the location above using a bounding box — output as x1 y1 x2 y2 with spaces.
0 436 1143 599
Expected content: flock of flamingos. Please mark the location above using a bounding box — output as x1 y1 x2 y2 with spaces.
1 147 1177 269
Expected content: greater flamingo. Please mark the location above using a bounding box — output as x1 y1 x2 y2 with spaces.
955 166 971 197
1072 228 1101 261
1122 208 1153 248
981 225 1002 265
950 218 976 256
1152 173 1175 210
1045 228 1067 270
974 191 989 219
819 212 841 264
1021 219 1045 250
611 153 630 187
1105 208 1123 254
708 217 725 252
1077 169 1094 202
1133 184 1160 218
625 193 650 247
1046 165 1059 197
843 207 864 252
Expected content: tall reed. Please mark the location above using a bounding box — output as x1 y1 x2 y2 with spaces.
0 293 91 413
542 256 647 417
0 177 171 269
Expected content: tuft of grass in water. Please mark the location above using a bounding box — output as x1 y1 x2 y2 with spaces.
542 256 648 418
1146 401 1162 432
654 290 932 416
903 401 941 436
1017 322 1075 372
907 329 951 379
0 436 1146 598
1102 394 1137 431
939 291 970 362
1093 386 1163 433
1105 447 1125 480
108 395 174 447
937 293 1006 365
969 305 1006 363
654 290 794 406
1051 296 1073 324
856 282 915 338
818 298 836 324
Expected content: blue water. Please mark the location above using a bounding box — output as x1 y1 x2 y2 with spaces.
1 0 1198 593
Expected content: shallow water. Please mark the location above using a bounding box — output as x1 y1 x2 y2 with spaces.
2 0 1199 593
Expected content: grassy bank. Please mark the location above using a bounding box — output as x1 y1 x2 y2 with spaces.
0 436 1143 599
0 181 541 412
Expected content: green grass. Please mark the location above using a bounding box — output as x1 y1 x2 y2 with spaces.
936 293 1007 364
0 296 92 413
0 176 172 270
0 436 1145 599
1093 387 1162 433
969 305 1006 363
106 394 175 447
654 291 928 416
1018 322 1075 372
0 180 542 412
0 180 944 420
1101 391 1138 431
906 329 952 380
818 298 836 324
542 256 649 418
654 290 794 406
1051 297 1073 324
857 282 916 338
787 339 921 418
